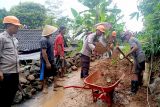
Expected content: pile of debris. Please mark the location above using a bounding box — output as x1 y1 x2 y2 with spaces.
14 53 93 104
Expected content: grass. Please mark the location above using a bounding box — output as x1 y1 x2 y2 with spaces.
121 43 130 54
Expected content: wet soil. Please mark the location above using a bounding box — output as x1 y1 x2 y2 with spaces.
12 56 156 107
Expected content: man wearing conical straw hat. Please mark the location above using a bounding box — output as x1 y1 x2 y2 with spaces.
40 25 58 94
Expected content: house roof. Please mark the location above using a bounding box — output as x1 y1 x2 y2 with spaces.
0 29 42 53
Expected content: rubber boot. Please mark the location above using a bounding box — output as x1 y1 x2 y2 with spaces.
131 80 139 94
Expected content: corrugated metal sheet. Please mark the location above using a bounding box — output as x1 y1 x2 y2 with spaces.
0 29 42 52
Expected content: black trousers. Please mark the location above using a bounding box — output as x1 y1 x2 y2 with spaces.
0 73 19 107
80 54 90 78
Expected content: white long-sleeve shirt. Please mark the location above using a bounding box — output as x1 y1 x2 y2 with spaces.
81 33 106 57
0 31 19 73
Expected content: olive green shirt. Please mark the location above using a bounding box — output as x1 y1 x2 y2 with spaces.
0 31 18 73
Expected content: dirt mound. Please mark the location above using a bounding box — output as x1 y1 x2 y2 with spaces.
90 54 132 87
89 51 155 107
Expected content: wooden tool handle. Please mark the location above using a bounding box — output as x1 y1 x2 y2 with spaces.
117 47 133 64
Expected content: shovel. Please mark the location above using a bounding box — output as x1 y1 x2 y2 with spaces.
94 42 110 54
116 47 133 72
116 47 133 64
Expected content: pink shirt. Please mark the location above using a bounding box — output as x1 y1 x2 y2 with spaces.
54 33 64 56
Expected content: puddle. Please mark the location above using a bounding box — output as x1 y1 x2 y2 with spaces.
12 86 64 107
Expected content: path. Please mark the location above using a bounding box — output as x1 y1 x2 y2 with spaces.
12 58 155 107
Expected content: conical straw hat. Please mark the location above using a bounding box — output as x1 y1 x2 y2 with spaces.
42 25 57 36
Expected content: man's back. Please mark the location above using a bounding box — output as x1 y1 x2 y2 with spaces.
129 37 145 63
40 36 53 62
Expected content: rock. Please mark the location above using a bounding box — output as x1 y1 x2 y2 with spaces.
24 70 30 77
49 76 54 81
19 67 25 73
66 68 72 73
74 54 80 61
34 79 41 85
71 66 78 71
13 90 23 104
48 78 53 84
24 65 31 71
24 86 32 98
66 61 72 69
75 53 81 56
149 77 160 106
19 73 28 84
74 58 80 66
91 57 96 62
31 88 36 95
19 76 28 84
21 84 28 88
30 65 40 73
31 81 39 86
113 92 129 105
76 61 81 67
33 72 39 78
155 94 160 106
36 85 43 91
34 60 40 67
68 58 76 66
149 77 160 95
65 56 71 59
27 75 35 81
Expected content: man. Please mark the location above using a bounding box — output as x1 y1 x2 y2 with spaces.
54 26 66 78
0 16 21 107
122 30 145 95
110 31 117 49
80 25 106 78
40 25 57 93
105 31 117 57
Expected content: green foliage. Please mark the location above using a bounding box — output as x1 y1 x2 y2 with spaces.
136 0 160 60
71 8 79 18
76 40 83 52
130 12 140 21
121 43 130 54
68 40 83 56
78 0 111 9
56 17 71 27
0 9 8 29
71 0 125 41
111 58 117 65
9 2 46 29
44 15 56 26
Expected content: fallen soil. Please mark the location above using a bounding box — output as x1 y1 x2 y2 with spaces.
13 52 156 107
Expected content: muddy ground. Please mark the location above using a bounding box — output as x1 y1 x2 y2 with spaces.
13 57 156 107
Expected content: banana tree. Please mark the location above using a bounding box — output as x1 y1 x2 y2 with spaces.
71 0 124 40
